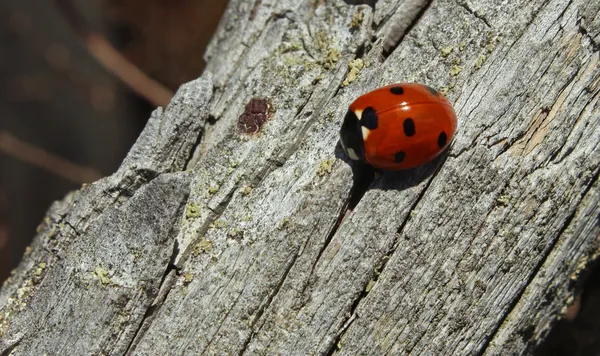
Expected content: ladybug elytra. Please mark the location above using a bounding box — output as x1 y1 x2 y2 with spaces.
340 83 457 170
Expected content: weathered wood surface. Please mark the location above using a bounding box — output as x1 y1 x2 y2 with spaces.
1 0 599 354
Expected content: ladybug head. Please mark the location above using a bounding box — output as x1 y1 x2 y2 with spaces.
339 109 365 162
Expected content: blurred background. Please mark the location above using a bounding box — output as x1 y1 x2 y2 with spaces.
0 0 226 281
0 0 597 354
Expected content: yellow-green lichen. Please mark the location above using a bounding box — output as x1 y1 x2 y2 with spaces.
317 159 335 177
183 272 194 285
211 219 228 229
440 46 454 58
499 229 513 238
315 31 330 52
34 262 47 276
279 41 302 54
481 30 499 54
374 256 390 276
208 185 220 195
94 267 111 286
0 313 7 337
497 194 510 206
278 217 291 231
474 55 487 70
315 31 341 70
192 239 213 256
365 280 375 292
47 228 59 240
186 203 202 219
342 58 364 87
350 9 363 29
242 186 252 196
227 228 244 239
450 65 463 77
323 49 341 70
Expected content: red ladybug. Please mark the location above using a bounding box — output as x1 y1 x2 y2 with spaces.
340 83 457 170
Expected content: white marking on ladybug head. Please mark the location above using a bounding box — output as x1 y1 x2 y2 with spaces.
361 126 370 140
354 109 363 120
346 148 359 160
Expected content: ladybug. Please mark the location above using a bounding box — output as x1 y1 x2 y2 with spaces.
340 83 457 170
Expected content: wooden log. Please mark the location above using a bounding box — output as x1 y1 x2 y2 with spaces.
1 0 598 354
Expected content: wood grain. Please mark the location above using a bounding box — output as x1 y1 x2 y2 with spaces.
1 0 598 354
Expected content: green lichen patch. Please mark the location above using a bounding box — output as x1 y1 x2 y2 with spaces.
317 159 335 176
242 186 253 196
350 9 363 29
323 49 342 70
211 219 228 229
440 46 454 58
450 65 463 77
208 185 220 195
94 267 111 286
183 272 194 285
34 262 47 276
497 194 511 206
278 217 291 231
186 203 202 219
227 227 244 240
474 54 488 70
192 239 214 256
342 58 364 87
315 31 341 70
365 280 375 292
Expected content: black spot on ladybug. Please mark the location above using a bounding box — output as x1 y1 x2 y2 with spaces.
403 118 416 137
394 151 406 163
390 86 404 95
361 107 378 130
425 85 440 96
238 98 271 134
340 109 365 161
438 131 448 148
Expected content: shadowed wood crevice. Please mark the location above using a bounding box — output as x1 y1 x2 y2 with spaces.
381 0 434 57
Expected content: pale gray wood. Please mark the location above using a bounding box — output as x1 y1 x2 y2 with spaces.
1 0 599 355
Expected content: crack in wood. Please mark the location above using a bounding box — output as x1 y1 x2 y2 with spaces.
0 332 23 356
183 129 206 171
237 247 303 356
455 0 492 28
382 0 433 58
203 285 245 354
327 164 445 355
124 240 181 355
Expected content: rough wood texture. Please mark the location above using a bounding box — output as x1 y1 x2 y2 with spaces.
1 0 599 354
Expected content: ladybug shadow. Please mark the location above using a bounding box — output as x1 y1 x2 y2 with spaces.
334 141 450 208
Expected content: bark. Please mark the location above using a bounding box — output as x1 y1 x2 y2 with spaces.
1 0 599 355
